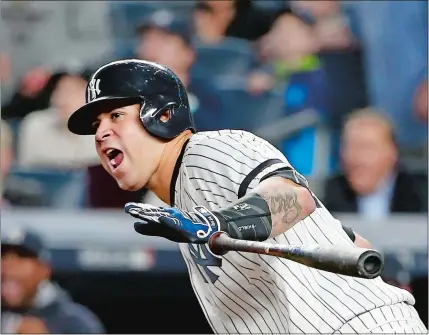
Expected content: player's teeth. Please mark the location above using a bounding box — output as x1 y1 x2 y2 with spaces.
106 149 114 156
110 159 116 167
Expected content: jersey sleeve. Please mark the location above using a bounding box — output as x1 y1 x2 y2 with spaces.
183 130 309 205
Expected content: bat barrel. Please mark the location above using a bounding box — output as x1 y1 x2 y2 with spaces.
209 233 385 279
357 250 384 279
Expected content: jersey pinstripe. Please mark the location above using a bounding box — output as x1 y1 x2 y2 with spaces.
169 130 418 334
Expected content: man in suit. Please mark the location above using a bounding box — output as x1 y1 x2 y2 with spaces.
324 107 427 219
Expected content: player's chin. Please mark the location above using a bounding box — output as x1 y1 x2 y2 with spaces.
116 179 141 192
113 171 137 191
114 170 145 192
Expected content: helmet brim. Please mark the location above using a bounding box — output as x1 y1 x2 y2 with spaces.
67 96 141 135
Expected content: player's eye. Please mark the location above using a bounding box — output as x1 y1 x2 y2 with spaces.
111 112 123 121
92 120 100 131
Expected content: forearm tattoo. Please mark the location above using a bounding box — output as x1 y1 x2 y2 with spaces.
260 190 302 230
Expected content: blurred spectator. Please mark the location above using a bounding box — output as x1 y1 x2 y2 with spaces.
324 108 428 219
248 7 368 173
246 12 333 177
247 3 357 95
1 121 43 208
18 74 99 169
414 79 428 123
279 1 368 169
135 10 224 131
136 10 194 90
290 0 354 50
1 121 14 208
1 69 65 121
247 12 320 94
1 227 104 333
1 53 11 84
193 0 286 44
342 1 428 147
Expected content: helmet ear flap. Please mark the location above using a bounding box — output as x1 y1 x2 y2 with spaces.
152 101 177 123
139 100 179 136
159 109 172 123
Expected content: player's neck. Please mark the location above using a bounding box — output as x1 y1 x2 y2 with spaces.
148 130 193 205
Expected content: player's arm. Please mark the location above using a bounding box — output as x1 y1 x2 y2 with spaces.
125 175 368 245
125 179 369 245
341 225 372 248
347 229 372 248
125 170 315 243
251 176 316 237
216 174 374 243
204 175 315 241
125 175 314 243
353 233 372 248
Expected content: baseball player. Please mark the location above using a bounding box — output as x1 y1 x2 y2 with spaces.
68 59 427 334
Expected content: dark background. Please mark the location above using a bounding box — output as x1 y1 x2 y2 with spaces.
54 272 212 334
54 271 427 334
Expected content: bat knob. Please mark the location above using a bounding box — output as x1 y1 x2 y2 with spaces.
208 231 229 256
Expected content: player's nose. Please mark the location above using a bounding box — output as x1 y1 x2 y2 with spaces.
95 121 113 143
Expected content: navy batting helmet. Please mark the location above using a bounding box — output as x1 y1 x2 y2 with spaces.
67 59 196 139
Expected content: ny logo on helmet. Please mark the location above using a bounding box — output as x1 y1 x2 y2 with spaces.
87 78 101 101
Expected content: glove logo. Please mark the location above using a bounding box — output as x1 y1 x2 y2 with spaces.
193 206 220 240
233 203 251 211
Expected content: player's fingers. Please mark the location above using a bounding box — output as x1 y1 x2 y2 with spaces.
125 202 145 216
159 216 182 229
125 202 159 220
133 221 162 236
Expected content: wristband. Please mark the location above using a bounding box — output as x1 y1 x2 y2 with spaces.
215 193 272 241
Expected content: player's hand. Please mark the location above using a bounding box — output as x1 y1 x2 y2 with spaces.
124 203 223 244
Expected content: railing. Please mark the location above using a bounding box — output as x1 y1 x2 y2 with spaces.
2 209 427 280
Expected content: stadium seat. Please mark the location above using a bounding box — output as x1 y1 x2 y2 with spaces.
7 168 88 209
192 38 255 79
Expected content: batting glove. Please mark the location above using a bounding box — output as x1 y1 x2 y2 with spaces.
124 203 224 244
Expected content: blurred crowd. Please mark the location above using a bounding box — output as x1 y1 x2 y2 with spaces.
1 0 427 217
0 1 427 333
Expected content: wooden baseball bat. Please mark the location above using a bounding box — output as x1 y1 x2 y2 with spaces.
208 232 384 279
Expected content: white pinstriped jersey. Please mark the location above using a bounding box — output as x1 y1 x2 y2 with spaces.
169 130 420 334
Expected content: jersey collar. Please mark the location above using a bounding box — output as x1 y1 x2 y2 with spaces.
169 138 190 206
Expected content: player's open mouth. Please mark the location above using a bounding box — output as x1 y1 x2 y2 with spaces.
105 148 124 171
